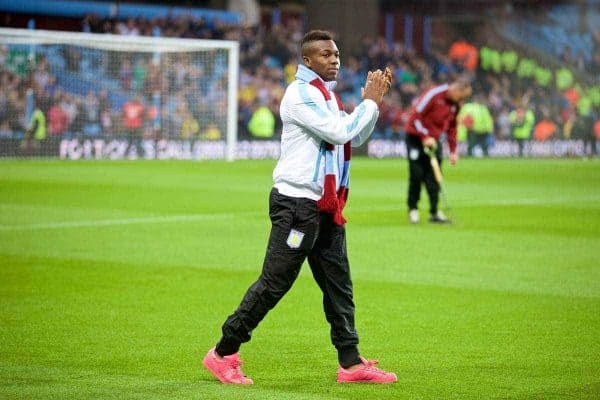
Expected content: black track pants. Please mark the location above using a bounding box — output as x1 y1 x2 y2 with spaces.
406 134 442 215
215 188 360 368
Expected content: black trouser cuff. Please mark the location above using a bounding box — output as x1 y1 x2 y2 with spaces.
215 338 241 357
338 346 361 368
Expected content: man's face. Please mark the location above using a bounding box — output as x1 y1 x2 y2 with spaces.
303 40 340 81
448 85 472 104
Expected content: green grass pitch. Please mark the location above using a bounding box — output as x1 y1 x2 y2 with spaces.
1 157 599 399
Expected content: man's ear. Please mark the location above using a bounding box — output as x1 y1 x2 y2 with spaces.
303 56 311 68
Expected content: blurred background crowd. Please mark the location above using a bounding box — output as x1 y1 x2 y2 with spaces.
0 0 599 156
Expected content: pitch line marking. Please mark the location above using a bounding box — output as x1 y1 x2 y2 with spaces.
0 211 262 231
0 204 399 231
1 196 598 231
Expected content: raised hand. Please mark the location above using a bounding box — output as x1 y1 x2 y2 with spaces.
383 66 393 89
361 67 393 104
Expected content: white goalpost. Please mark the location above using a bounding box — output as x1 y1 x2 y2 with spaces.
0 27 240 161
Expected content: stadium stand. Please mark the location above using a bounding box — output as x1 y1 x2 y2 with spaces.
498 2 599 74
0 0 598 157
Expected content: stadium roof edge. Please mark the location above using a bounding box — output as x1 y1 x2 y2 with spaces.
0 0 242 24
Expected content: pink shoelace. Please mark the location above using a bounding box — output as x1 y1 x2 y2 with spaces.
360 359 389 376
226 357 246 378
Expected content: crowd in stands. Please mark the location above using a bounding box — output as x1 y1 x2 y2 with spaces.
1 7 599 156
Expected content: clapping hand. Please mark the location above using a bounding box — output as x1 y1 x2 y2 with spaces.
362 66 393 104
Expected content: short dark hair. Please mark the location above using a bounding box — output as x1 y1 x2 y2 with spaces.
452 75 473 89
301 30 334 56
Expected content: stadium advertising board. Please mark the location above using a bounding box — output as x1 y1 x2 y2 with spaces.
367 139 591 158
58 139 281 160
3 138 591 160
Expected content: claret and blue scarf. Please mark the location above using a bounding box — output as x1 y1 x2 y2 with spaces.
307 77 351 226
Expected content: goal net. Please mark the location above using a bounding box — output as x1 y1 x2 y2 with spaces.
0 27 240 160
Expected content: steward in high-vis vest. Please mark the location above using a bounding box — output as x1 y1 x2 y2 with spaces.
516 57 536 80
534 66 553 87
556 67 574 91
509 106 535 157
247 104 276 139
22 106 47 156
501 49 518 73
28 107 47 140
458 101 494 157
575 94 596 156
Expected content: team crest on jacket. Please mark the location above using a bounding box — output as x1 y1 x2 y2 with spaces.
286 229 305 249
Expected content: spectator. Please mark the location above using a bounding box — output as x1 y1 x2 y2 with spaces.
32 57 51 95
509 103 535 157
61 94 78 134
0 120 12 138
448 39 478 71
116 18 140 36
133 59 147 92
97 89 113 136
101 108 113 136
201 123 221 140
181 110 200 139
119 59 133 91
247 102 275 139
122 95 145 140
533 117 557 142
144 63 161 98
495 106 512 140
575 95 596 157
458 97 494 157
83 90 101 136
237 97 253 139
48 94 69 137
22 101 47 156
71 98 86 136
500 48 518 74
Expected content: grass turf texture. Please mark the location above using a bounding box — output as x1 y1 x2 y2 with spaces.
0 158 599 399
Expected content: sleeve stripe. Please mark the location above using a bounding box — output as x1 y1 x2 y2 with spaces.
414 119 429 135
298 82 328 118
346 103 366 133
415 83 448 113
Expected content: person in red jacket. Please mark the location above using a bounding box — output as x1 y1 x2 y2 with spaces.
404 78 472 224
122 95 145 140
